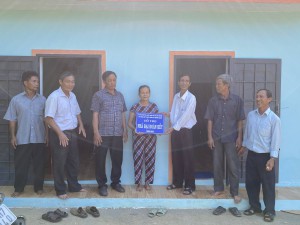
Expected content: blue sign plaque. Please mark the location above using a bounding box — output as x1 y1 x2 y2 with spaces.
136 113 164 134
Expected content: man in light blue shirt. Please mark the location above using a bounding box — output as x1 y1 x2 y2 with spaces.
4 71 46 197
242 89 281 222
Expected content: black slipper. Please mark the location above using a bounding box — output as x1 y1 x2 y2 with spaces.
70 207 88 218
54 209 68 218
42 212 62 223
183 187 192 195
229 207 242 217
86 206 100 217
213 206 226 215
264 212 275 222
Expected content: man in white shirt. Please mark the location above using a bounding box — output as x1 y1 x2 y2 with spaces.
242 89 281 222
45 71 86 199
165 74 197 195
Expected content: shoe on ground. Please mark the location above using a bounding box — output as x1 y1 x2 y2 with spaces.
99 185 108 196
111 183 125 193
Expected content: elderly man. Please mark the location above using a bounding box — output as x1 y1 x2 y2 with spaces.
4 71 47 197
165 74 197 195
242 89 281 222
205 74 245 203
45 71 86 199
91 71 128 196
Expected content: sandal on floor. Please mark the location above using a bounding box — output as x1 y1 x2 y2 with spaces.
70 207 88 218
42 211 62 223
229 207 242 217
148 209 158 218
156 208 167 217
244 207 262 216
54 209 68 218
183 187 192 195
264 212 275 222
166 184 178 190
213 206 226 215
86 206 100 217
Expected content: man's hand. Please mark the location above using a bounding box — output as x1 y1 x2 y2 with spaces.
235 137 242 149
166 127 174 134
78 125 86 138
207 137 215 150
162 112 170 118
238 146 246 156
266 158 275 171
58 132 69 147
10 136 17 149
93 132 102 146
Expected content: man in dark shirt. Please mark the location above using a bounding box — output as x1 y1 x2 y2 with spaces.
91 71 128 196
205 74 245 203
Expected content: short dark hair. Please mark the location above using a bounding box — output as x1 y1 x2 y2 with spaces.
59 71 74 81
21 71 39 83
138 85 150 94
102 71 117 81
179 74 191 82
257 89 272 98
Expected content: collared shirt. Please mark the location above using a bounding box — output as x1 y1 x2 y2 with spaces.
204 93 245 143
242 108 281 158
91 88 127 136
45 87 81 131
4 92 46 145
170 90 197 131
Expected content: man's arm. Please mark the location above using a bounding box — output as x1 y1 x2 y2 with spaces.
9 121 17 149
207 120 215 149
77 114 86 138
236 120 243 149
44 117 69 147
92 111 102 146
122 111 128 143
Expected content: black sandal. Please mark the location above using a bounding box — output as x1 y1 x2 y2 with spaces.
229 207 242 217
213 206 226 215
182 187 192 195
166 184 177 190
264 212 275 222
244 207 262 216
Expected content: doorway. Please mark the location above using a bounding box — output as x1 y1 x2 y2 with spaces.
41 56 102 180
174 57 229 179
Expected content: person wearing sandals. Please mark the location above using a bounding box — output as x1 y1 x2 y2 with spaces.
241 89 281 222
204 74 245 203
128 85 159 191
164 74 197 195
45 71 86 199
91 71 128 196
4 71 47 197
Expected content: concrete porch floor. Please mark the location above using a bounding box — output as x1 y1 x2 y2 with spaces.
1 185 300 211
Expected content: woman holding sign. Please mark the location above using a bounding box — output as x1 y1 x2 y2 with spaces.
128 85 159 191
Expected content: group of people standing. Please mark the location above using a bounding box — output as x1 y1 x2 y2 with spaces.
4 70 280 222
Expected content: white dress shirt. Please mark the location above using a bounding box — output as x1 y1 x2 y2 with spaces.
170 90 197 131
45 87 81 131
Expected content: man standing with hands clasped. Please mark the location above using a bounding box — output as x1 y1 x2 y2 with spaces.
241 89 281 222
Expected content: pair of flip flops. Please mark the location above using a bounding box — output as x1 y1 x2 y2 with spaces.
212 206 242 217
148 209 167 218
70 206 100 218
42 209 68 223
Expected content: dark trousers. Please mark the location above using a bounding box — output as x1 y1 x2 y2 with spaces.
246 151 276 215
50 129 82 195
171 128 195 190
95 136 123 187
213 141 239 196
14 143 45 193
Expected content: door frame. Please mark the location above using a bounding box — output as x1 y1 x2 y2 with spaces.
169 51 235 183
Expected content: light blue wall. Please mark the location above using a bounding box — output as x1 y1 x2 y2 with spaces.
0 10 299 186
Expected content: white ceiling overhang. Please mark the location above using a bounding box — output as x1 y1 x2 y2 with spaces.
0 0 300 12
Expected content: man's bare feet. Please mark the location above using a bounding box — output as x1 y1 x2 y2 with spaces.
136 184 143 192
36 190 44 195
211 191 224 196
79 188 87 192
57 194 68 200
11 192 23 197
144 185 152 191
234 195 242 204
